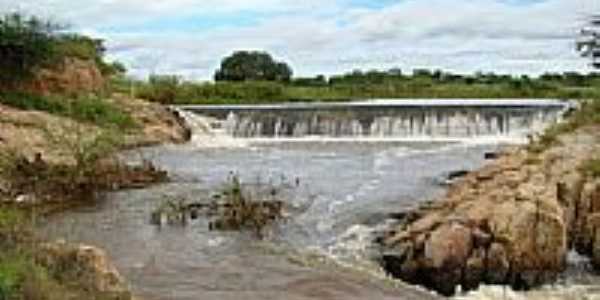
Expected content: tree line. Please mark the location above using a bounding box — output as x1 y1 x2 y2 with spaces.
3 12 600 104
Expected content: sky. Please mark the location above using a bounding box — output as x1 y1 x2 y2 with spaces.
2 0 599 80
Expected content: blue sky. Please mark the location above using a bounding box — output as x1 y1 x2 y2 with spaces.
1 0 597 80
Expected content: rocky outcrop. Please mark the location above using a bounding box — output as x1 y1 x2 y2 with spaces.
377 126 600 296
110 94 191 146
0 93 189 164
37 241 134 300
0 103 90 164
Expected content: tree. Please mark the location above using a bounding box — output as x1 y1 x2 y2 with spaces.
214 51 293 82
0 13 61 87
0 13 115 89
577 15 600 69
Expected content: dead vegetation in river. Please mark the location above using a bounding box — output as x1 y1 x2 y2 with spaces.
0 123 169 214
151 175 311 238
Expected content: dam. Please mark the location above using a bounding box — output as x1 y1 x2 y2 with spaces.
175 99 572 141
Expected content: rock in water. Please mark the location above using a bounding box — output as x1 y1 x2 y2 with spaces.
37 241 133 299
377 126 600 295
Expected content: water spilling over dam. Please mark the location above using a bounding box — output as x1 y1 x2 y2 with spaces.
175 99 571 142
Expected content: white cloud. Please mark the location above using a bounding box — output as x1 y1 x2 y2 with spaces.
1 0 595 79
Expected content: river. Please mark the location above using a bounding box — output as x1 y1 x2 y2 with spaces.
41 99 589 300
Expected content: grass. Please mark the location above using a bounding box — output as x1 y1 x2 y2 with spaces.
580 159 600 178
128 75 600 105
0 119 163 299
527 99 600 154
0 207 31 300
0 92 137 130
0 206 132 300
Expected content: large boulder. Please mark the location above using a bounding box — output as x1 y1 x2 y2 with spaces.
376 136 590 296
37 241 133 300
425 222 473 270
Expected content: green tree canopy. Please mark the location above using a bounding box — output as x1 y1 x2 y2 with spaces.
0 13 61 86
578 15 600 69
214 51 293 82
0 13 123 88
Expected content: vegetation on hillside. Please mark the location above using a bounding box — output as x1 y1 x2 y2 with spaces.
523 16 600 155
128 69 600 104
526 98 600 154
0 13 123 89
0 14 59 87
0 92 136 129
0 13 133 131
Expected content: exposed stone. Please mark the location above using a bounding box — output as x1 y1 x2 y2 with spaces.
486 243 510 284
0 93 189 165
22 57 105 95
377 126 600 296
574 179 600 258
37 241 133 299
408 211 443 234
112 94 190 146
593 228 600 269
463 248 486 291
425 222 472 269
430 268 462 296
472 227 492 249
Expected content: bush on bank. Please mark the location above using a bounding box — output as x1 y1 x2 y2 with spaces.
0 13 123 90
527 99 600 154
0 92 136 130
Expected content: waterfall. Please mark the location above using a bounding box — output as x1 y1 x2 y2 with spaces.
173 108 248 147
175 99 571 143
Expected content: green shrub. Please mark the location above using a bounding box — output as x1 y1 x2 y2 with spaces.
0 13 121 90
0 255 28 300
0 13 60 87
136 75 180 104
68 95 136 129
581 159 600 178
0 92 136 129
53 35 103 62
566 99 600 128
0 208 29 251
134 78 600 105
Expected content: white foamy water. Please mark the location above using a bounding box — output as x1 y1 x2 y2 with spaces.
174 99 571 148
176 99 570 142
175 109 249 148
455 285 600 300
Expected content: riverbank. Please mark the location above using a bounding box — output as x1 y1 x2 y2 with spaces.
0 91 189 299
377 100 600 296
